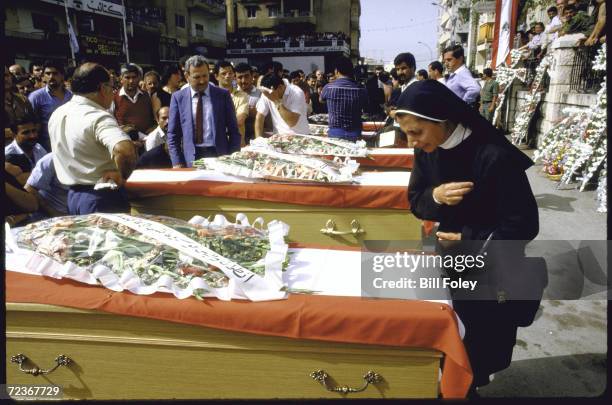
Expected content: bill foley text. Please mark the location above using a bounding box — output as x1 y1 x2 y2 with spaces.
373 277 478 291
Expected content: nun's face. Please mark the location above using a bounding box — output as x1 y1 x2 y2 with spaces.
395 114 449 153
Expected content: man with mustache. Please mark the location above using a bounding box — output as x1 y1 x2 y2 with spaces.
4 66 34 146
28 60 72 151
112 63 157 138
5 114 48 172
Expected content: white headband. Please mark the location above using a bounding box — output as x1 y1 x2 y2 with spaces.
394 109 445 123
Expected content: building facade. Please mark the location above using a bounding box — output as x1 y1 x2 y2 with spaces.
4 0 227 71
467 0 496 73
225 0 360 74
436 0 471 56
5 0 127 70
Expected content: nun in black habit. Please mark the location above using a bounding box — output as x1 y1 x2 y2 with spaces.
395 80 540 392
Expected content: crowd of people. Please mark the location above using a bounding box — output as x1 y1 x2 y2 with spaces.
228 32 350 48
516 0 605 60
1 44 501 227
6 0 605 224
6 6 594 397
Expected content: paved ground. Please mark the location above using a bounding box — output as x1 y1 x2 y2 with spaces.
477 151 608 398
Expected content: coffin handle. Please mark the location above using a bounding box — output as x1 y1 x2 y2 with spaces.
320 219 365 236
310 369 383 393
10 354 72 376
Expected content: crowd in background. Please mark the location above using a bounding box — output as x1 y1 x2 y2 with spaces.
516 0 605 60
4 0 605 225
0 50 487 226
228 32 350 47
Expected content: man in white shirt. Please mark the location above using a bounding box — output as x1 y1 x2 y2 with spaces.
387 52 418 120
48 62 136 215
542 6 563 51
394 53 418 93
519 22 545 55
5 114 48 171
254 73 309 136
25 152 69 217
145 106 169 151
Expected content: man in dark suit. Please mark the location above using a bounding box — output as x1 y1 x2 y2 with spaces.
167 55 241 168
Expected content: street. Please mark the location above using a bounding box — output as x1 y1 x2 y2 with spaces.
478 151 607 397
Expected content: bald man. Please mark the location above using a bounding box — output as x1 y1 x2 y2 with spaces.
9 64 26 78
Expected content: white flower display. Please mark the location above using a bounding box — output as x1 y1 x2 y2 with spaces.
510 53 555 145
534 44 607 213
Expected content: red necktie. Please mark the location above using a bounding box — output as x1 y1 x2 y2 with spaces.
195 92 203 144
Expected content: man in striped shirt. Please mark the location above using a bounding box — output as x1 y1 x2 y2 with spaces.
320 56 368 141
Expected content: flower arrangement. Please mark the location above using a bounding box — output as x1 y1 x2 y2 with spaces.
251 133 369 157
510 53 554 145
13 213 291 301
492 49 527 125
534 44 607 212
194 149 357 183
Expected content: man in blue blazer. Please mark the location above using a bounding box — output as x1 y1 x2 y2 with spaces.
167 55 241 167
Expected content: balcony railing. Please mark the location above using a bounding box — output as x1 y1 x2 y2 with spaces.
278 10 316 24
5 29 47 40
187 0 226 14
227 39 350 55
569 44 605 94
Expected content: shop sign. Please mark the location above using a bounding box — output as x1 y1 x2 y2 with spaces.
80 34 123 56
41 0 125 19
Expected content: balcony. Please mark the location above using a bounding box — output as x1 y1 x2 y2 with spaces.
278 10 316 25
5 29 47 40
187 0 226 15
227 37 350 56
191 28 226 48
477 22 495 44
439 12 450 25
438 31 451 45
455 20 470 34
126 7 165 28
472 0 496 13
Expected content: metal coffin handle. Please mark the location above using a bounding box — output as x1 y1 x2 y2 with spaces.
10 354 72 376
320 219 365 236
310 369 383 394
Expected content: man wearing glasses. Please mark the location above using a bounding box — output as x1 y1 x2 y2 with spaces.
48 63 137 215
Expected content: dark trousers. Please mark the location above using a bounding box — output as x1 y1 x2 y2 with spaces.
452 299 519 387
328 127 361 142
195 146 218 159
67 186 130 215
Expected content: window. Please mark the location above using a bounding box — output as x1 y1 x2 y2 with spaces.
175 14 185 28
76 14 95 33
31 13 58 32
246 6 257 18
195 23 204 37
268 5 279 17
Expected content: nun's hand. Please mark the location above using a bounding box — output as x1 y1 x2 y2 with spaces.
436 232 461 241
433 182 474 206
